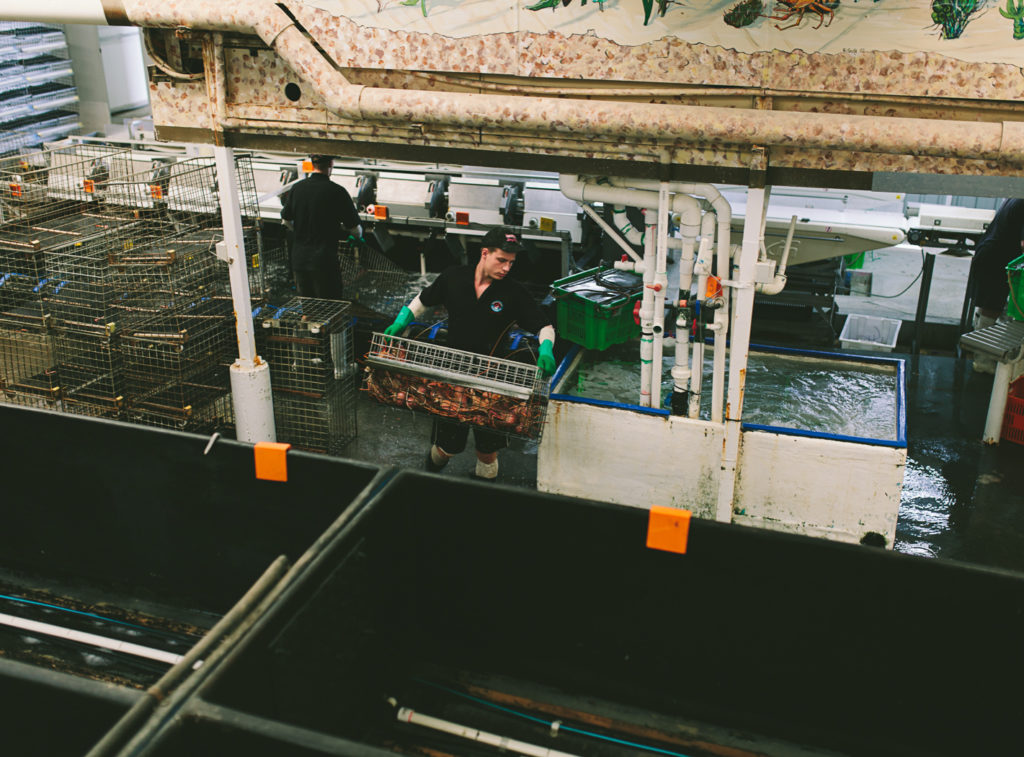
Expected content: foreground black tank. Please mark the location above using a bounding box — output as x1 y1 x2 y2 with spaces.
1 403 1022 757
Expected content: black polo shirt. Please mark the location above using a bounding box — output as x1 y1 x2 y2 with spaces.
977 199 1024 263
281 173 359 271
419 265 551 355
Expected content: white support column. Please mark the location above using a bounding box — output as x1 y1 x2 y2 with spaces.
714 185 764 522
214 146 276 443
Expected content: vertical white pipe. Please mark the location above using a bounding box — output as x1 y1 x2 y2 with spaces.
689 231 713 419
984 360 1014 443
671 237 695 404
649 183 670 408
710 216 732 425
215 146 276 443
715 186 765 522
638 214 656 406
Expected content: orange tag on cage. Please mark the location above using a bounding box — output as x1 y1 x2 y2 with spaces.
8 183 21 198
149 184 163 199
83 179 95 193
254 441 291 482
455 211 469 225
374 204 389 220
646 506 691 554
706 276 723 300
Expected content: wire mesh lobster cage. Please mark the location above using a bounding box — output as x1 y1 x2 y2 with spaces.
0 316 58 407
258 297 357 456
338 242 438 318
52 323 123 418
120 311 234 432
105 153 268 303
364 333 549 439
0 146 137 321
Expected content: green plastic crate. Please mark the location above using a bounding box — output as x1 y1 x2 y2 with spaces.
551 266 644 350
1008 253 1024 321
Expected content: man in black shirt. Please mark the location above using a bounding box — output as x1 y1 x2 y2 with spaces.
967 199 1024 372
384 227 556 480
281 155 361 299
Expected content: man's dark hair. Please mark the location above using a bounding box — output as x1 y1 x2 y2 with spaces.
310 154 333 170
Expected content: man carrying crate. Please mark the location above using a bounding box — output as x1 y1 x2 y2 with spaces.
384 227 557 481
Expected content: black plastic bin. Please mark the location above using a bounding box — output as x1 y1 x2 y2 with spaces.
0 403 387 614
129 470 1024 757
0 658 142 757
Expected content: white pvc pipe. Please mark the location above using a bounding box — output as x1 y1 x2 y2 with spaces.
396 707 581 757
689 231 714 418
638 216 656 407
650 182 671 407
215 145 276 442
984 360 1015 444
0 612 184 665
230 361 276 443
605 178 732 423
715 186 766 522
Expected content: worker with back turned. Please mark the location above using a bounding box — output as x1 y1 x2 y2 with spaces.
383 227 557 481
280 154 362 299
968 198 1024 373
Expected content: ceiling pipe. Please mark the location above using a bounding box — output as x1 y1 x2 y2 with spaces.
21 0 1024 165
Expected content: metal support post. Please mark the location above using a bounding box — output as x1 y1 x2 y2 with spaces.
214 145 276 443
913 251 936 355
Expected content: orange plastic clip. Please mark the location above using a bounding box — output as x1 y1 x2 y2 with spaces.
149 184 164 199
83 179 95 194
455 211 469 226
254 441 292 482
374 204 389 221
646 506 691 554
706 276 723 300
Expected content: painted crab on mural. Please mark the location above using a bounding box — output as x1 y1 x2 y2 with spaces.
765 0 841 30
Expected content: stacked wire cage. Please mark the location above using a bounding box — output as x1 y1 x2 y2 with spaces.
257 297 357 455
110 157 238 432
365 333 549 440
0 144 136 413
338 241 437 318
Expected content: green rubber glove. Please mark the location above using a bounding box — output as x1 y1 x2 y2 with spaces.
384 306 414 337
537 339 556 376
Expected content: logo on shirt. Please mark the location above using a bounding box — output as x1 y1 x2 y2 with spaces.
490 300 504 313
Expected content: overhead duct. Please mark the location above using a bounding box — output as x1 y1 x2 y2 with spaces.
16 0 1024 166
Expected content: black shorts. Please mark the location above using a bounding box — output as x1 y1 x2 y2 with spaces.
431 418 508 455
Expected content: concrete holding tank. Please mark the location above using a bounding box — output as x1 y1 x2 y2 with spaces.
538 349 907 546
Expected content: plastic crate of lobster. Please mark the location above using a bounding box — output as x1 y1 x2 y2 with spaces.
257 298 358 456
364 333 549 439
